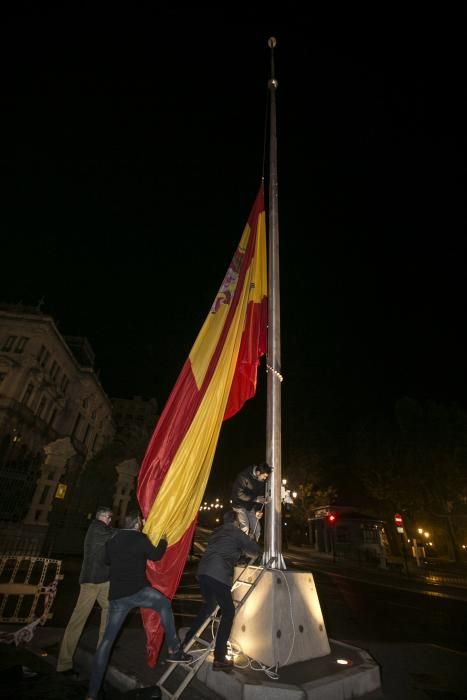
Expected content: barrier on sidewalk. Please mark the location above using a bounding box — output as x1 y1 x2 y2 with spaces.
0 554 63 632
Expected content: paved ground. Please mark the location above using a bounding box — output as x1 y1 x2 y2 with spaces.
2 537 467 699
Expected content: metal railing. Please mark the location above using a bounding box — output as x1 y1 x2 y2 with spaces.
0 554 62 625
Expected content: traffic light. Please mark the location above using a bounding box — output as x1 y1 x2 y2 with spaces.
327 513 337 526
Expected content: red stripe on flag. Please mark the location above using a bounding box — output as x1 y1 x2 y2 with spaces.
138 193 262 512
137 187 266 667
137 359 199 516
224 295 268 420
140 520 197 666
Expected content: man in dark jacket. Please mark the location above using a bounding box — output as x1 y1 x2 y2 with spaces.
85 510 192 700
183 511 261 672
57 505 113 674
231 462 271 540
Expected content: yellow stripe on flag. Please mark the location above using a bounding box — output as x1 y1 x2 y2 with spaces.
144 211 266 545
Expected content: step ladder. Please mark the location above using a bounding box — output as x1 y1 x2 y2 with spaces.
157 556 275 699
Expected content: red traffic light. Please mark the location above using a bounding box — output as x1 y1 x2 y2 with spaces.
327 513 337 525
394 513 404 526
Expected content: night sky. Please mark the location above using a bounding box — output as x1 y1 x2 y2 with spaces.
1 6 464 483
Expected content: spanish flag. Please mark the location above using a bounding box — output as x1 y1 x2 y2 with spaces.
137 186 267 665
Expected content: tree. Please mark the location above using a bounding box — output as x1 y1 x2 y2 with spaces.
353 398 467 563
285 460 338 542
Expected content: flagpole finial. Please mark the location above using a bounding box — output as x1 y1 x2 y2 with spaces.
267 37 278 86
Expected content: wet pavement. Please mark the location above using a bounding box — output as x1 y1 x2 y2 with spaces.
2 538 467 699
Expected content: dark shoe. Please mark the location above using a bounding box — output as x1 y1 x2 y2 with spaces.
167 647 194 664
213 658 234 672
57 668 79 679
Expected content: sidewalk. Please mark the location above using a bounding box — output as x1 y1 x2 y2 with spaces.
2 546 466 699
2 620 382 700
0 620 223 700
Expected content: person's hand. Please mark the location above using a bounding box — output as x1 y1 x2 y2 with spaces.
255 496 266 503
255 511 263 520
161 533 168 542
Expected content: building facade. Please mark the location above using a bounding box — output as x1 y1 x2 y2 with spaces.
112 395 159 440
0 305 115 524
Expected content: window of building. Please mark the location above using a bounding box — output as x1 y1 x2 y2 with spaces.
83 424 91 445
72 413 83 438
49 408 58 427
49 360 59 380
14 336 29 353
22 382 35 405
0 372 7 385
37 396 48 419
60 375 69 393
92 433 99 451
38 345 50 368
2 335 17 352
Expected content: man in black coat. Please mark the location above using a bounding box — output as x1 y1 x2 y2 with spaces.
231 462 271 540
183 511 261 672
85 510 192 700
57 505 113 674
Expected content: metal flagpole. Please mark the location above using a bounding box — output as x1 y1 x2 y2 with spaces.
263 37 285 570
230 39 333 670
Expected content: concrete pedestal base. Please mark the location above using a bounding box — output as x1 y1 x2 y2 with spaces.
230 568 330 667
196 639 381 700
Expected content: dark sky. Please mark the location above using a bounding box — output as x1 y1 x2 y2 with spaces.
1 6 465 479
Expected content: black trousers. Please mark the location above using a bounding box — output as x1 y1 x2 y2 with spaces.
186 574 235 662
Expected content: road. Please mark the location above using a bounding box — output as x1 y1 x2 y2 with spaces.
285 549 467 699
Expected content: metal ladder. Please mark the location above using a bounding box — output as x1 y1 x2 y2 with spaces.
157 556 274 699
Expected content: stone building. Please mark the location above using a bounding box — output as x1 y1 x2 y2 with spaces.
0 304 115 531
112 395 159 440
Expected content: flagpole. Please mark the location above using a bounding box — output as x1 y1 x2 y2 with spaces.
264 37 285 570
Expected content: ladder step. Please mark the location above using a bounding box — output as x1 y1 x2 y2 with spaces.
189 637 211 648
158 558 276 698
